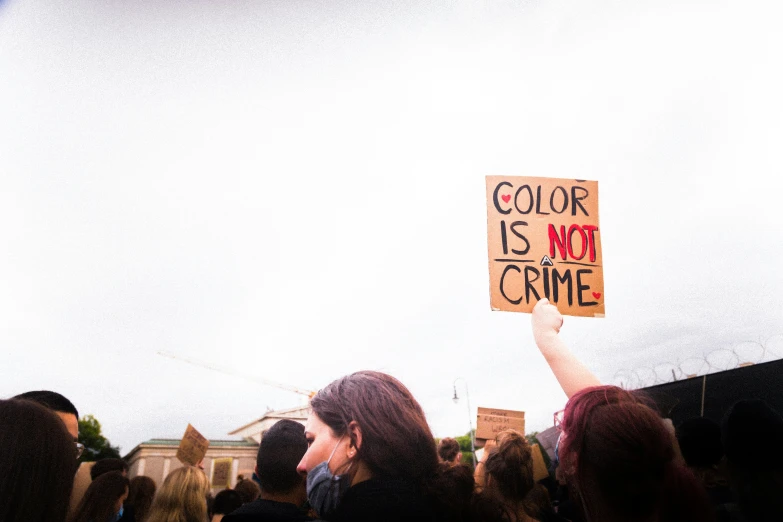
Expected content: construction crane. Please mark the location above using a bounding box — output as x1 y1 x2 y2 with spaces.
157 350 317 399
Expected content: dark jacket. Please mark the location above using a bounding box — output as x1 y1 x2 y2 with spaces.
331 477 436 522
222 499 314 522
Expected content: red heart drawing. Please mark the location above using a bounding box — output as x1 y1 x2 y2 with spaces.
592 292 602 299
501 194 511 203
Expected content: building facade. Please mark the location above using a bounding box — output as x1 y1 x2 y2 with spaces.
123 405 309 492
228 405 309 443
124 439 259 492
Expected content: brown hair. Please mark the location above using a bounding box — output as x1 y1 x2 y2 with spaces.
310 371 439 482
69 471 129 522
90 458 129 480
484 430 534 502
127 476 156 522
0 399 78 522
438 438 462 463
234 478 260 503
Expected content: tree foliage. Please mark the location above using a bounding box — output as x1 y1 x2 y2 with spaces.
78 415 121 463
455 430 474 453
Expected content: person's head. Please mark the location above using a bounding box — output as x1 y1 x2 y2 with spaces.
0 399 78 522
210 489 243 517
91 458 130 480
721 399 783 522
428 462 475 522
13 390 80 441
256 419 308 501
483 429 535 503
147 466 210 522
233 478 260 503
676 417 723 468
297 371 438 483
723 399 783 473
126 476 156 522
559 385 711 522
438 438 462 466
70 470 129 522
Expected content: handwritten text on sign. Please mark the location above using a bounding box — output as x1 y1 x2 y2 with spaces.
475 407 526 441
176 424 210 466
211 458 233 488
485 176 604 317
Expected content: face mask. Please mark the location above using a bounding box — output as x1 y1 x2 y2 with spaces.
306 437 352 519
112 505 124 522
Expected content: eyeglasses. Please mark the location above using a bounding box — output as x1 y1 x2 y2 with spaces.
75 442 85 459
553 409 565 431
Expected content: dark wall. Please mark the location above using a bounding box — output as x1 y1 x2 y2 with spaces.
641 358 783 428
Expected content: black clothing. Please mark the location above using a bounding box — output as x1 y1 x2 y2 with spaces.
223 499 314 522
332 477 436 522
118 505 136 522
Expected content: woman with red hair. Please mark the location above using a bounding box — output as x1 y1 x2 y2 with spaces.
532 298 714 522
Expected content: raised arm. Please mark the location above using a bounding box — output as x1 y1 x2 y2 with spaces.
531 298 601 398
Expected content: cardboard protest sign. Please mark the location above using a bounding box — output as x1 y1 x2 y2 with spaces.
211 458 233 488
176 424 209 466
485 176 604 317
530 443 550 482
475 407 526 441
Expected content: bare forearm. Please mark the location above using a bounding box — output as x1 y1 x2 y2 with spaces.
537 335 601 398
531 298 602 398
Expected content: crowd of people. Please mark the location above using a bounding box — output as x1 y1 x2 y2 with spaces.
2 299 782 522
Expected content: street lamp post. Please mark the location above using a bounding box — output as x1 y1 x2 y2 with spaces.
452 377 477 467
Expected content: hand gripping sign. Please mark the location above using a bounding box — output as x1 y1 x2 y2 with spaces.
486 176 605 317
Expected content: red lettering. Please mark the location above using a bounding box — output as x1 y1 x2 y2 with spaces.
567 225 588 260
582 225 599 262
548 224 567 259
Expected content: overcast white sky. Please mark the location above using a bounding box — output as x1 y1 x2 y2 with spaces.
2 0 782 454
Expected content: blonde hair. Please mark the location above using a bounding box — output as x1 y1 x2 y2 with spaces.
146 466 210 522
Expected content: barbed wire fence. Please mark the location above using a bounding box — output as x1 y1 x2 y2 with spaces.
611 334 783 390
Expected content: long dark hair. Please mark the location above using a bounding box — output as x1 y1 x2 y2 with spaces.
69 471 129 522
560 385 713 522
310 370 439 482
0 399 78 522
310 371 470 520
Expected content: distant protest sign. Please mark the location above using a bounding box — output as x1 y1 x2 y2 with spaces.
485 176 604 317
531 443 550 482
475 407 526 441
176 424 209 466
211 458 233 488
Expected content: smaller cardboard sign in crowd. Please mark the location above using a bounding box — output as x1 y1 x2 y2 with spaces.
211 458 233 488
530 443 549 482
475 406 550 481
475 407 526 441
176 424 210 466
